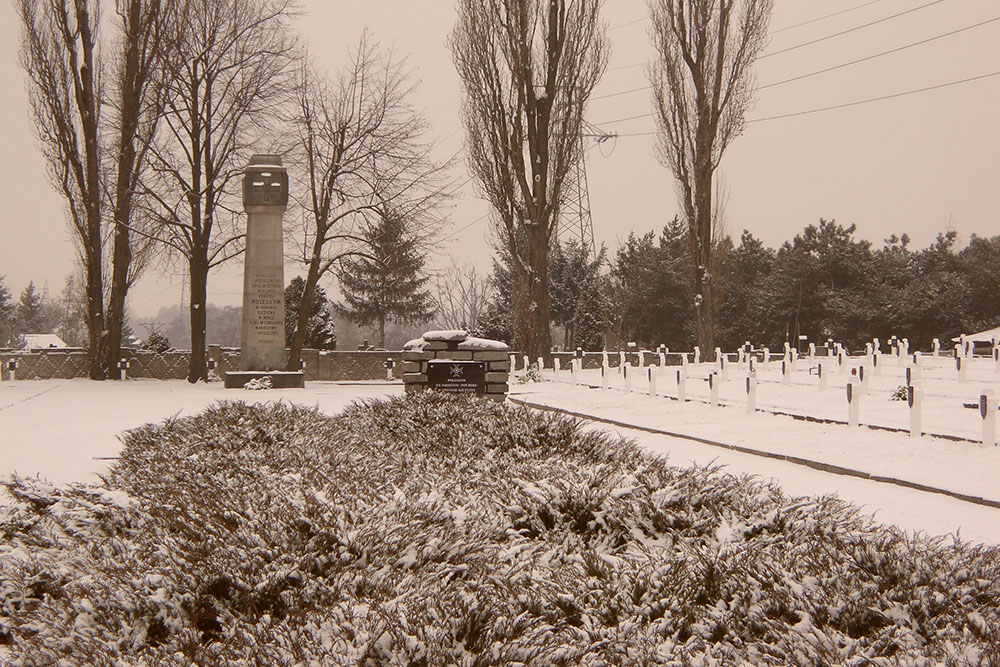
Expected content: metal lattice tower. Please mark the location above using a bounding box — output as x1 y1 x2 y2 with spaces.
557 121 615 258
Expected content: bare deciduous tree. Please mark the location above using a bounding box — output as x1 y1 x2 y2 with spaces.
451 0 607 361
147 0 297 382
648 0 773 358
18 0 185 380
105 0 185 376
289 34 450 370
431 261 495 331
18 0 105 379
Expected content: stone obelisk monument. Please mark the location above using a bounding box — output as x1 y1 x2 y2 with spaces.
224 154 303 388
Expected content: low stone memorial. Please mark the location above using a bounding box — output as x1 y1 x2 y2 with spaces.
402 330 509 400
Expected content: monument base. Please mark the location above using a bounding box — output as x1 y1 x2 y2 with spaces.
224 371 305 389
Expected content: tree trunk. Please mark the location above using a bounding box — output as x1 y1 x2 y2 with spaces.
105 0 145 379
520 227 552 362
693 141 715 360
288 236 324 370
105 224 132 378
188 256 209 383
84 243 106 380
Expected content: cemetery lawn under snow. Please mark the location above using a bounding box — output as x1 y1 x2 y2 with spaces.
2 393 999 664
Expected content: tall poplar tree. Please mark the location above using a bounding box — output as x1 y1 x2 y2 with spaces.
451 0 608 361
648 0 773 359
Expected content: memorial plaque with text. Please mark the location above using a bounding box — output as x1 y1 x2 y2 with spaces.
427 360 486 395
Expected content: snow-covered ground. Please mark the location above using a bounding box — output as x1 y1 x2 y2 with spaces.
0 379 405 486
3 355 999 546
510 353 1000 545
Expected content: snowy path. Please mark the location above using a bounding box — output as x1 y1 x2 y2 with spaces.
511 375 1000 545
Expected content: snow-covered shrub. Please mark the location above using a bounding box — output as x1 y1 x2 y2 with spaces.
2 393 999 664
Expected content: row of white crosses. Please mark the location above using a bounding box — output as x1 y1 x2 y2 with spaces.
523 337 999 447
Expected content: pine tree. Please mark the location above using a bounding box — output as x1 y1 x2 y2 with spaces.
550 240 608 350
336 211 435 348
17 282 47 334
0 275 20 347
285 277 337 351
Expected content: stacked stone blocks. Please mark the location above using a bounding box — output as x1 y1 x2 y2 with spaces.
402 330 509 400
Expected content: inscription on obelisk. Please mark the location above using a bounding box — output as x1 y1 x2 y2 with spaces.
240 154 289 371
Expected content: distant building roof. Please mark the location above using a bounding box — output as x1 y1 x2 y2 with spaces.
952 326 1000 344
23 334 68 350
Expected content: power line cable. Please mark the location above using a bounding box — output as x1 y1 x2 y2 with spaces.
606 68 1000 135
593 13 998 112
440 212 490 242
760 0 948 59
603 0 925 74
771 0 887 34
750 69 1000 122
595 0 966 102
609 16 645 31
591 84 650 101
760 15 1000 90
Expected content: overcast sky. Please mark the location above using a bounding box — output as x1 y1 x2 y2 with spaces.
1 0 997 319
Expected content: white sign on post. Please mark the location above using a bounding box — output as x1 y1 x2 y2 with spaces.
709 372 719 407
676 369 686 402
781 360 791 386
623 363 632 393
601 363 608 389
648 367 656 396
957 356 967 383
746 373 757 413
817 362 826 391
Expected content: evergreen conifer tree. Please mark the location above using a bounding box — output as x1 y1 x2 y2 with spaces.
0 276 20 347
17 282 46 333
336 211 434 348
284 277 337 351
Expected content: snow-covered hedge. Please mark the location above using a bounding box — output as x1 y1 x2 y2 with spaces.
2 394 999 665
